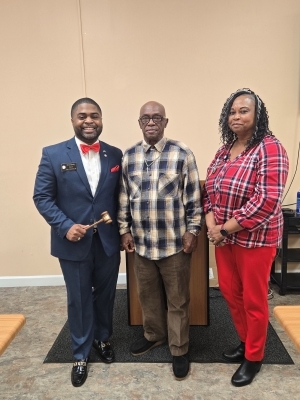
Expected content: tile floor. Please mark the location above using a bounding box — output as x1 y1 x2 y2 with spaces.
0 283 299 400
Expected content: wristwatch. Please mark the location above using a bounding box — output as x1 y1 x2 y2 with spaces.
220 224 229 237
189 230 200 237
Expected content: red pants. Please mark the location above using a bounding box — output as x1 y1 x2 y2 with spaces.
215 244 276 361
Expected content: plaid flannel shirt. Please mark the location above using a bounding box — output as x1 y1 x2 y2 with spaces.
118 137 202 260
202 135 289 248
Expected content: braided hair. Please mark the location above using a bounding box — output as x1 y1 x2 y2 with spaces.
219 88 273 150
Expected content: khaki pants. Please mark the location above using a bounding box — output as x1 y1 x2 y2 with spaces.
134 251 191 356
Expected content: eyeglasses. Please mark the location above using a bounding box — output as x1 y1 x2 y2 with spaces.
139 115 166 125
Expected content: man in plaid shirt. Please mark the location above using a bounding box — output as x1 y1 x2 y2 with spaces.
118 101 201 380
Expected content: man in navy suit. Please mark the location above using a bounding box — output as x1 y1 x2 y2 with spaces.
33 98 122 387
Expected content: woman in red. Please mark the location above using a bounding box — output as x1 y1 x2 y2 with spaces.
202 88 289 387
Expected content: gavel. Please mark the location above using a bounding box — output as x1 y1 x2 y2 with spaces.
85 211 112 230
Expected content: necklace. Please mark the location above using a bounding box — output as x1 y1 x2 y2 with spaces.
209 153 230 175
144 153 162 173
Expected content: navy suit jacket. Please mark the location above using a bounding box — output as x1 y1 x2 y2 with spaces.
33 137 123 261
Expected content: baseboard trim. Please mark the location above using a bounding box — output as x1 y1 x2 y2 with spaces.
0 273 127 287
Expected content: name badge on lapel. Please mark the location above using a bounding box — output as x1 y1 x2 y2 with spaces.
61 163 77 172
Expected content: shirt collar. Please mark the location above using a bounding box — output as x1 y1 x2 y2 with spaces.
142 137 167 153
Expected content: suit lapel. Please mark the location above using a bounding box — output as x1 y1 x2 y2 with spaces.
94 142 109 198
66 138 92 195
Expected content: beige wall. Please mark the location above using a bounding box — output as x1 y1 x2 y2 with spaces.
0 0 300 278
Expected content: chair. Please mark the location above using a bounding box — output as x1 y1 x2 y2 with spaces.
273 306 300 352
0 314 26 356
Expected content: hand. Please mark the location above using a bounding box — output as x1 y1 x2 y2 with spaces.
207 225 224 246
182 232 198 253
66 224 87 242
121 233 135 253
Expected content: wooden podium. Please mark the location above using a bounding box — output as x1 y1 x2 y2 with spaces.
126 191 209 326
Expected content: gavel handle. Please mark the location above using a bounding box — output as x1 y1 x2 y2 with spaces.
85 218 104 230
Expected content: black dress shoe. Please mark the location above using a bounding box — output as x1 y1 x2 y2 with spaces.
172 354 190 380
71 358 88 387
222 342 245 362
93 340 115 363
231 359 262 387
130 337 165 356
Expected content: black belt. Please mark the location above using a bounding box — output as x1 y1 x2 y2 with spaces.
93 227 98 234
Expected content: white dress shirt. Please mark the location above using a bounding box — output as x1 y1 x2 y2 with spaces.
75 137 101 197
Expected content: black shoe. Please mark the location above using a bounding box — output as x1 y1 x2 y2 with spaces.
130 337 165 356
222 342 245 362
231 359 262 387
172 354 190 380
71 358 88 387
93 340 115 363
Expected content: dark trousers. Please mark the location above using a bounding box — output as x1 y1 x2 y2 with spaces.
134 251 191 356
59 234 120 359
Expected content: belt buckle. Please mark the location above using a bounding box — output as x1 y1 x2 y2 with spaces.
93 227 97 234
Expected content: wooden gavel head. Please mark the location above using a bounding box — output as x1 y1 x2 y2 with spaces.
100 211 112 224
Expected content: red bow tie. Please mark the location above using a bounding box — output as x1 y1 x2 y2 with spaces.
80 142 100 154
